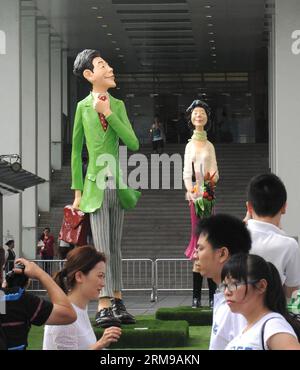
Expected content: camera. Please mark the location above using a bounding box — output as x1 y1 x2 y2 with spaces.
6 263 29 288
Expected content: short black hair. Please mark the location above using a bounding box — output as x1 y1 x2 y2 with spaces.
197 214 251 255
44 227 50 232
73 49 101 79
5 240 14 247
247 173 287 217
186 99 212 130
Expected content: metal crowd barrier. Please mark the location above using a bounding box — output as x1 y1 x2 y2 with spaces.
25 258 208 302
26 258 155 299
153 258 210 302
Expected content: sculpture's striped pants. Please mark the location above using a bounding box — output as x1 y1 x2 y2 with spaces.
89 178 124 298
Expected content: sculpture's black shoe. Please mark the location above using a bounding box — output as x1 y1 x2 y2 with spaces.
95 307 122 328
111 298 136 324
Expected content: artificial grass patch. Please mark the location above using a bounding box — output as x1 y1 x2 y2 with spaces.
27 318 211 350
155 306 213 326
92 318 189 348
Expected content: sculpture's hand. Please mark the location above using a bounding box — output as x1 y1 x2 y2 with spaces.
72 190 82 210
95 95 112 117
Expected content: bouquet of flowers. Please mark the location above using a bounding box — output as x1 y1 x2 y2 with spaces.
192 172 217 218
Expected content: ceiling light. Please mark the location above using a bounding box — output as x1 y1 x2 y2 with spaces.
118 55 124 58
211 53 217 57
102 24 108 28
211 46 216 50
91 6 98 10
97 16 103 19
107 33 112 36
112 40 117 44
208 32 214 35
209 40 215 43
115 47 120 51
204 5 212 8
208 23 214 27
206 15 213 18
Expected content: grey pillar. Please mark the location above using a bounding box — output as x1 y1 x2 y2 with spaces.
62 47 69 146
0 0 21 256
37 17 51 212
272 0 300 239
62 48 68 117
50 35 62 170
20 1 38 259
0 194 3 246
69 69 78 145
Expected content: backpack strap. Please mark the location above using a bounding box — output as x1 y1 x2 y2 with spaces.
261 317 278 350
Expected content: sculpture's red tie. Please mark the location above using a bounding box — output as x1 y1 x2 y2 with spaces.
98 95 108 131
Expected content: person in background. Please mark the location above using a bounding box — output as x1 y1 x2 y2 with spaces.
150 116 164 154
38 228 55 275
4 239 16 272
244 173 300 298
221 253 300 350
43 246 121 350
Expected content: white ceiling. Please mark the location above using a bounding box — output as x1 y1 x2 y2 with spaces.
34 0 270 74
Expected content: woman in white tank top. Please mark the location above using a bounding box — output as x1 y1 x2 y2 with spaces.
43 246 121 350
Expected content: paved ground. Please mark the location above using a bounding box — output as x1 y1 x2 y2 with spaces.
87 292 210 316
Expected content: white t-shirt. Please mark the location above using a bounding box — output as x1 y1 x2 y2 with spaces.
209 292 247 350
225 312 297 350
248 220 300 287
43 303 97 350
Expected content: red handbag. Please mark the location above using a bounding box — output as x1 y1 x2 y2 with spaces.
58 205 90 246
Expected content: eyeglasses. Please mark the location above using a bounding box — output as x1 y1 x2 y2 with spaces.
219 280 259 293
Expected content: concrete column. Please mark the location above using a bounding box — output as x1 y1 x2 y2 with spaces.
269 14 276 171
0 194 3 246
272 0 300 238
0 0 21 256
69 67 78 143
20 1 38 259
62 48 68 117
62 47 69 146
50 35 62 170
37 17 51 212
